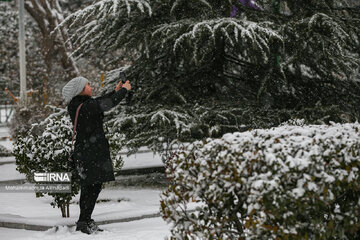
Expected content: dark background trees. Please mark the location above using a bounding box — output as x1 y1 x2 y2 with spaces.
3 0 359 155
57 0 359 156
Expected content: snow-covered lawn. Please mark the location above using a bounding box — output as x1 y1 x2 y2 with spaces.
0 188 165 226
0 187 174 239
0 162 25 181
121 149 163 170
0 217 170 239
0 126 13 152
0 156 15 163
0 138 14 152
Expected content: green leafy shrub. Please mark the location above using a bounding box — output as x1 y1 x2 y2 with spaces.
161 121 360 239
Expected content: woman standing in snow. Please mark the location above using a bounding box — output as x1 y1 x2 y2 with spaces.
62 76 131 234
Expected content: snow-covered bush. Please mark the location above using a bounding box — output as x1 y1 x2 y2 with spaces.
13 105 123 217
161 122 360 239
13 106 79 217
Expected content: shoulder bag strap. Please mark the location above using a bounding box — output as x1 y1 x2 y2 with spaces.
69 103 83 161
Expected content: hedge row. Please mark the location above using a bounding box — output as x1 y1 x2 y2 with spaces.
161 121 360 239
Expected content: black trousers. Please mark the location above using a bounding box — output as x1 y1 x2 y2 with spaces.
78 182 102 222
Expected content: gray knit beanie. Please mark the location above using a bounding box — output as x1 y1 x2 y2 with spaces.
62 76 89 103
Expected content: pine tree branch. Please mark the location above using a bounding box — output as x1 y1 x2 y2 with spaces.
223 72 249 83
224 54 260 68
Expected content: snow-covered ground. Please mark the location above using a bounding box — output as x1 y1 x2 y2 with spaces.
0 161 25 181
0 187 173 239
0 188 164 226
0 126 19 182
121 149 163 170
0 156 15 163
0 138 14 152
0 126 13 152
0 217 170 240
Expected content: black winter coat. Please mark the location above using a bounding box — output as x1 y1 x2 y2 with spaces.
68 88 127 185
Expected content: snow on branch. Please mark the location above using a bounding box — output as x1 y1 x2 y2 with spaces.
153 18 282 65
282 12 359 80
308 13 349 44
53 0 152 57
113 108 193 137
61 0 151 28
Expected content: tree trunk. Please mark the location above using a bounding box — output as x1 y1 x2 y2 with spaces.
24 0 78 79
42 75 48 105
66 199 70 218
60 203 66 218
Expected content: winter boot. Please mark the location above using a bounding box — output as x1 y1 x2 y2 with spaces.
76 221 94 234
87 219 104 232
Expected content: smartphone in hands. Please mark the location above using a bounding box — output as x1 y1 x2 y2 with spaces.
119 72 127 84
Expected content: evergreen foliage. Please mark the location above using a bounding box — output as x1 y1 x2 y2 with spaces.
59 0 360 155
161 121 360 239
